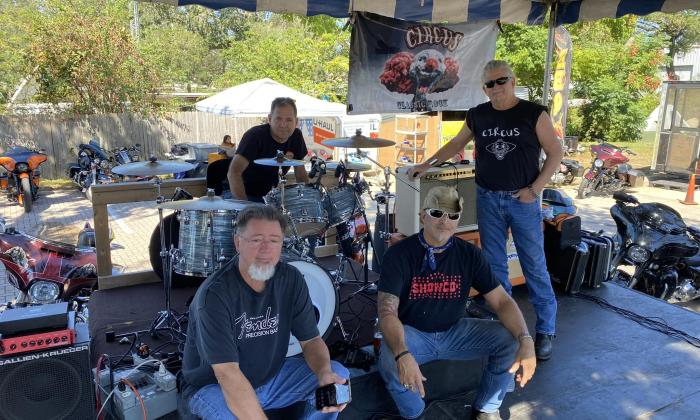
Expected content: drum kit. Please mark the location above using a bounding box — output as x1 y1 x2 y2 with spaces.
109 131 417 351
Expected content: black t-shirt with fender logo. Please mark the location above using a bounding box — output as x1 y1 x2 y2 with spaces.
466 100 548 191
379 234 499 332
181 256 318 400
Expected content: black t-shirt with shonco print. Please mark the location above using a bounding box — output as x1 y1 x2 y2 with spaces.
466 99 548 192
181 256 318 400
379 233 500 332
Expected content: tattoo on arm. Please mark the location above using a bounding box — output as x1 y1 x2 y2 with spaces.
377 292 399 320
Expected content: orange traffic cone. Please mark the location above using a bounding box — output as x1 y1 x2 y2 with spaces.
680 173 698 205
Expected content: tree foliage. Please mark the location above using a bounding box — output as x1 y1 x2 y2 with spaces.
0 1 36 107
26 0 159 114
498 16 667 143
645 11 700 79
495 24 549 101
217 15 350 102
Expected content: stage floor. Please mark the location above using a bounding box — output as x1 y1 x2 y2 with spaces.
88 267 700 419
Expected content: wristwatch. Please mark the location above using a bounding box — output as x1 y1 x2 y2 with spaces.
527 185 540 200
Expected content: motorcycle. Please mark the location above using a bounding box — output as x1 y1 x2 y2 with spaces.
165 143 221 179
112 143 142 166
577 140 643 199
609 192 700 303
550 158 584 186
0 146 48 212
0 218 100 306
66 139 114 191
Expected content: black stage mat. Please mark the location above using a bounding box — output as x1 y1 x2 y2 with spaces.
89 256 380 364
88 264 700 419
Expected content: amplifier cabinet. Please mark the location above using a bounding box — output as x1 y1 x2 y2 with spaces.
395 164 478 236
0 323 93 420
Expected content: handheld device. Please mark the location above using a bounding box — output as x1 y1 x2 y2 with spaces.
315 381 352 410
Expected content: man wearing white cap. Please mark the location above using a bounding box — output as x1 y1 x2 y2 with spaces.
377 186 536 420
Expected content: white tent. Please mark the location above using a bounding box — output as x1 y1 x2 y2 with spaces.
195 78 346 118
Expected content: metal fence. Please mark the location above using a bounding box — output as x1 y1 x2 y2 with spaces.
0 112 263 179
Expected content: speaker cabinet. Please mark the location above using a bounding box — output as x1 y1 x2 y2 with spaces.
395 164 478 236
0 325 94 420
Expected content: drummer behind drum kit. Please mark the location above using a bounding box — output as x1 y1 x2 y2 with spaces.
109 132 418 355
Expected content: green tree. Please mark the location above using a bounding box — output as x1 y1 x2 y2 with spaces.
645 11 700 80
218 15 349 102
495 23 549 101
139 25 219 87
0 1 36 107
26 0 159 114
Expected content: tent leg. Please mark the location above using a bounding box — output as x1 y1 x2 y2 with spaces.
542 1 557 106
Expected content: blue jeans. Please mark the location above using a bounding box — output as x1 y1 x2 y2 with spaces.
189 357 349 419
378 319 518 418
476 186 557 335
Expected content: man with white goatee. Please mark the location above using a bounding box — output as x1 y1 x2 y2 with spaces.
181 206 348 419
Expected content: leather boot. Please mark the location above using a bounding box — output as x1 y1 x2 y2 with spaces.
470 407 502 420
535 333 554 360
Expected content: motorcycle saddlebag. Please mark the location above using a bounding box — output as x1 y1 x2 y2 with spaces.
544 214 582 250
626 169 646 187
581 231 613 289
546 241 589 295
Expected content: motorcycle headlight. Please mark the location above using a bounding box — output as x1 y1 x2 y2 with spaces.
28 280 60 304
15 162 29 172
593 159 604 168
627 245 650 263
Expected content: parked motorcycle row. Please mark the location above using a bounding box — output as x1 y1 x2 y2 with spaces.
66 138 143 191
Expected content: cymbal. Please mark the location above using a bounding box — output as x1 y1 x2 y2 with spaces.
157 196 263 211
111 159 196 176
254 157 306 167
325 161 373 172
322 133 395 149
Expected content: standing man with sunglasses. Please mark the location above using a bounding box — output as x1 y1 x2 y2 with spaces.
377 186 536 420
408 60 563 361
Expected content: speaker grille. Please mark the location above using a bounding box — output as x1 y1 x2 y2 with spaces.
0 344 95 420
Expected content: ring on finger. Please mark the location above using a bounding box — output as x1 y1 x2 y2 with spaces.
403 383 410 389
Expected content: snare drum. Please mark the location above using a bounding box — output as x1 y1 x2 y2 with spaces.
281 249 339 357
175 210 237 276
265 184 327 237
324 185 362 227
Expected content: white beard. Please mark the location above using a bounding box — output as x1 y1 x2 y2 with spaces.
248 263 276 282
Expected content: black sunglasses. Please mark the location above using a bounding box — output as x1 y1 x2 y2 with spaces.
484 76 511 88
425 208 461 221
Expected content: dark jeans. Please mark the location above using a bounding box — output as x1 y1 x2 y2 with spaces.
378 319 518 418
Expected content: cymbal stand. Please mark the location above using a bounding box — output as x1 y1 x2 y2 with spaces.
114 176 187 345
351 149 420 272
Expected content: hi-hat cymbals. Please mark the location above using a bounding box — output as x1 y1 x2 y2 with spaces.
322 133 395 149
157 196 263 211
325 161 373 172
111 158 196 177
254 157 306 167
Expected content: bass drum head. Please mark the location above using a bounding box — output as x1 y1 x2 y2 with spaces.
283 252 339 357
149 212 206 288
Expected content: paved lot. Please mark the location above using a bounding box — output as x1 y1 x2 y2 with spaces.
1 181 699 306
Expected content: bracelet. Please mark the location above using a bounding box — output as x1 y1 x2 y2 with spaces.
517 333 533 342
394 350 411 362
527 185 540 200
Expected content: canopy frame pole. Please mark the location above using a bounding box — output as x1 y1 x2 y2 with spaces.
542 1 558 106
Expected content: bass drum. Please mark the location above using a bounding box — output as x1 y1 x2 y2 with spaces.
149 212 206 288
282 250 339 357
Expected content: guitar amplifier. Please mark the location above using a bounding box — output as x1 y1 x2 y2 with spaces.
395 163 477 236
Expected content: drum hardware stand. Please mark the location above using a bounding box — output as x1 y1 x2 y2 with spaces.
351 149 421 272
114 176 187 344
